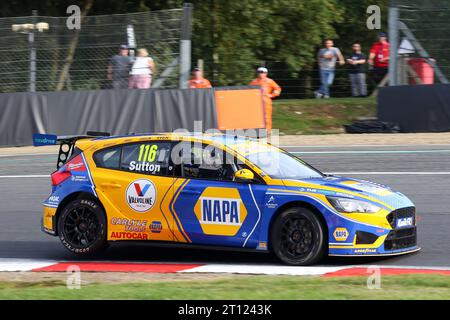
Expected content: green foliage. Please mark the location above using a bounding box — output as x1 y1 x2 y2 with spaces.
191 0 344 85
0 0 391 92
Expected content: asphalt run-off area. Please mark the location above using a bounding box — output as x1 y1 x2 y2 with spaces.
0 144 449 270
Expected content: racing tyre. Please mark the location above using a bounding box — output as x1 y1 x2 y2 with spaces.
271 207 326 265
57 198 107 255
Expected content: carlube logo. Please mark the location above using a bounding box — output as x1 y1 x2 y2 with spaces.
194 187 247 236
126 179 157 212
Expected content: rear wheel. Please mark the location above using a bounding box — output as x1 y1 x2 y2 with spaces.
57 198 107 255
271 207 326 265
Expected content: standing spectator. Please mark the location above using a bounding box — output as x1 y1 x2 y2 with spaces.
128 48 156 89
368 32 390 84
315 39 345 99
347 42 367 97
107 44 131 89
188 67 212 88
249 67 281 134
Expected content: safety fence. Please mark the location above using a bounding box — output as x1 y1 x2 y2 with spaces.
0 9 183 93
390 0 450 85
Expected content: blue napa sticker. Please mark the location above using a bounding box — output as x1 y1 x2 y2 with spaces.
33 133 57 146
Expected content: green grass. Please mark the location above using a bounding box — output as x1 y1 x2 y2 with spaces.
1 274 449 300
273 97 376 135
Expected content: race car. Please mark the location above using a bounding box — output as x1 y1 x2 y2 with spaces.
34 132 419 265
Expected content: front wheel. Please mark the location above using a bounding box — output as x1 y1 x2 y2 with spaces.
270 207 327 265
57 198 107 255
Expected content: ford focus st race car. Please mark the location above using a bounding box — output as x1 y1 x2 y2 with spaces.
34 132 419 265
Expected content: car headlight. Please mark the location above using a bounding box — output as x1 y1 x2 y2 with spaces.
327 196 381 213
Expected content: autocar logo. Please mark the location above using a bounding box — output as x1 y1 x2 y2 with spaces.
126 179 157 212
193 187 247 236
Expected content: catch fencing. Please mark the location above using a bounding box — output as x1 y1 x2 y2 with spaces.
0 9 184 93
390 0 450 85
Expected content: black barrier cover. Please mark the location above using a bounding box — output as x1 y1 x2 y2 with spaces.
0 88 217 147
378 84 450 132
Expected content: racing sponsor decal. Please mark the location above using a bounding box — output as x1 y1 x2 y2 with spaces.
110 232 148 240
265 196 278 209
396 217 413 228
111 217 148 232
48 195 60 204
149 221 163 233
353 248 377 254
127 144 162 174
194 187 248 236
126 179 157 212
333 228 349 241
66 155 87 171
71 175 89 182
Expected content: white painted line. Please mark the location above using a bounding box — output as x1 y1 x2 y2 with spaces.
0 258 57 272
180 264 347 275
0 153 55 158
327 172 450 175
0 175 48 178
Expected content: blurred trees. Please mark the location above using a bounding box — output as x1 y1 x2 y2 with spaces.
0 0 389 94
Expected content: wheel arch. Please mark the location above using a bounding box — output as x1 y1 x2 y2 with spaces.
54 191 106 236
267 200 329 251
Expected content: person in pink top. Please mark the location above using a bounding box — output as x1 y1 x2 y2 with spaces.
128 48 156 89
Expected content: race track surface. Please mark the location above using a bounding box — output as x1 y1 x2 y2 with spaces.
0 144 449 267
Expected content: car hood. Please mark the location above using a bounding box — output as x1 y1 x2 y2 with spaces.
283 175 414 210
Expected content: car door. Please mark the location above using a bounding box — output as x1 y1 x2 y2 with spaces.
92 140 176 242
170 141 267 249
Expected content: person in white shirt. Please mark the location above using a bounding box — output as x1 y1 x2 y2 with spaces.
128 48 156 89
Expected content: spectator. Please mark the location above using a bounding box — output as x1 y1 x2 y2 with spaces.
188 67 212 88
347 42 367 97
368 32 390 84
107 44 131 89
315 39 345 99
249 67 281 134
128 48 156 89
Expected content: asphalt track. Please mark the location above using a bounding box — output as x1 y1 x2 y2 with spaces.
0 144 449 268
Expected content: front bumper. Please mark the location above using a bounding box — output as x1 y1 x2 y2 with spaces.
328 206 418 256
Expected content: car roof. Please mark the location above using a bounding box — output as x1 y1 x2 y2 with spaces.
75 132 272 152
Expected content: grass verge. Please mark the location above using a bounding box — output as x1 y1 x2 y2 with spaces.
273 97 376 135
0 274 449 299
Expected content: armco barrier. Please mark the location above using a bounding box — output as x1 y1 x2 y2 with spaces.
0 87 264 147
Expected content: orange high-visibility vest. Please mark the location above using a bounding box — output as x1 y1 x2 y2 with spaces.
249 77 281 132
189 77 212 89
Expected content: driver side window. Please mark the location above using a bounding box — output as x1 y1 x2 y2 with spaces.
173 142 235 181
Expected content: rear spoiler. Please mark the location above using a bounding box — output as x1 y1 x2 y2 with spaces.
33 132 110 169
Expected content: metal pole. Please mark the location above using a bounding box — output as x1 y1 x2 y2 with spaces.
179 3 193 89
29 10 38 92
388 0 399 86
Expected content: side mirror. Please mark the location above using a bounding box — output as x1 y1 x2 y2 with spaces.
234 169 254 182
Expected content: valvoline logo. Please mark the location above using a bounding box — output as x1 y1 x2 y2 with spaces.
194 187 247 236
126 179 157 212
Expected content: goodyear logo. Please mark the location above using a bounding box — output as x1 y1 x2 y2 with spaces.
333 228 349 241
194 187 247 236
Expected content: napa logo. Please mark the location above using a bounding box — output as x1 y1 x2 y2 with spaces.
194 187 247 236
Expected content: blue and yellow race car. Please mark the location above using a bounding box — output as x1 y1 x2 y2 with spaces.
35 132 419 265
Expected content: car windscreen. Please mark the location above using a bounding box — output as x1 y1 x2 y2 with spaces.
246 151 323 180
